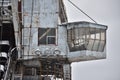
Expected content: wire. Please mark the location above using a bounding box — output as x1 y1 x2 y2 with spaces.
68 0 97 23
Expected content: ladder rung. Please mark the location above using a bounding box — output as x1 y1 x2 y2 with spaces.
0 40 10 45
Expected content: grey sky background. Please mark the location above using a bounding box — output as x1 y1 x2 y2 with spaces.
64 0 120 80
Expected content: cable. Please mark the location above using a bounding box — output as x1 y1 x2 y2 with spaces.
68 0 97 23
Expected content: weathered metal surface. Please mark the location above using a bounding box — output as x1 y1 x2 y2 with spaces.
23 0 59 28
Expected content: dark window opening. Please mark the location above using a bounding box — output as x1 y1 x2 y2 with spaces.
38 28 56 45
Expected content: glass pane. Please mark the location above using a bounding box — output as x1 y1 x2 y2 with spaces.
92 40 99 51
87 28 95 50
96 29 101 40
101 32 105 40
92 29 101 51
38 28 46 36
96 33 100 40
67 29 72 43
47 36 55 44
39 35 46 44
71 28 75 40
67 27 87 52
98 40 105 52
90 28 96 39
90 28 96 34
87 39 94 50
48 29 55 36
74 28 79 39
38 28 46 44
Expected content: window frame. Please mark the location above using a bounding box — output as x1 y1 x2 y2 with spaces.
38 28 57 45
67 27 106 52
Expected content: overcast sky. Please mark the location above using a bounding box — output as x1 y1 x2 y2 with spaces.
64 0 120 80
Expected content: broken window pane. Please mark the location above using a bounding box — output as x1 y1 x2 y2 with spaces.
38 28 56 45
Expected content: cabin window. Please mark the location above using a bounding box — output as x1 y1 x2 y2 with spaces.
67 27 106 52
38 28 56 45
